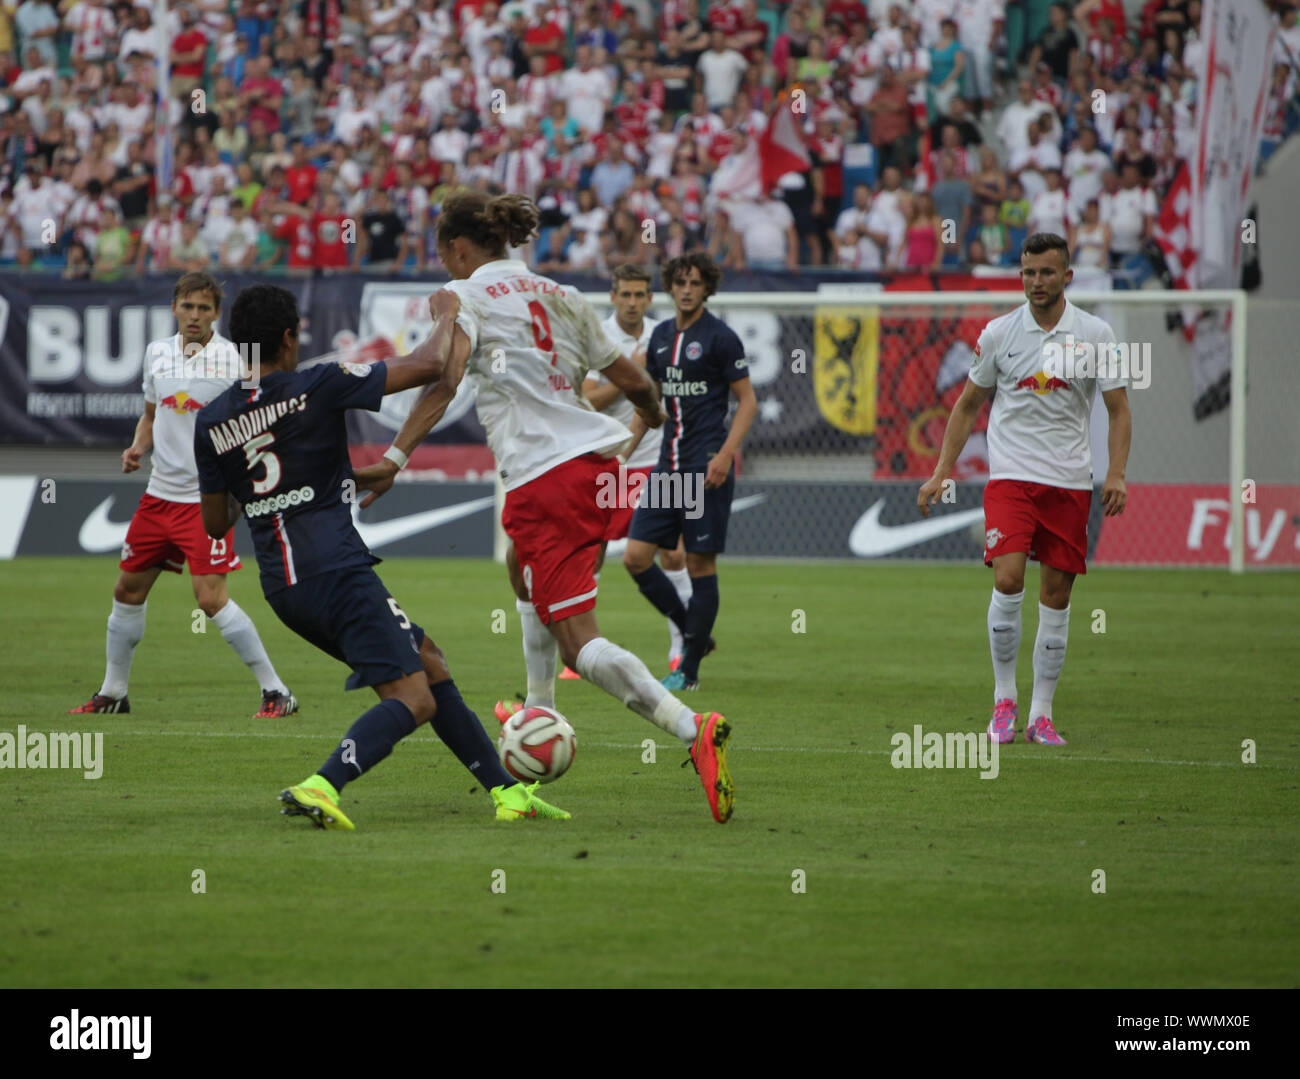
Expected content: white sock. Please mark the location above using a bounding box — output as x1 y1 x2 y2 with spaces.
987 588 1024 703
665 566 691 660
575 636 698 744
211 599 288 694
517 597 557 708
101 599 146 699
1029 603 1070 721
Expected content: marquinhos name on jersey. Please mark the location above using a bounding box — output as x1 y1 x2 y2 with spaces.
205 393 310 455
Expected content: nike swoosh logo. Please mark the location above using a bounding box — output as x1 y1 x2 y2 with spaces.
79 496 135 553
848 499 984 557
350 496 495 549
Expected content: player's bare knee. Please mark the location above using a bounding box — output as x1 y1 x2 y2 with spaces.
1041 589 1071 611
113 582 144 605
659 547 685 572
686 552 716 577
404 685 436 726
622 547 652 574
994 573 1024 596
420 638 451 683
197 597 225 619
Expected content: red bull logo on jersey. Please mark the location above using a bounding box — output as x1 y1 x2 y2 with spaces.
159 391 205 413
1015 372 1073 394
1040 336 1151 389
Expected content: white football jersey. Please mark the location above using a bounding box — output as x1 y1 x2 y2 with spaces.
584 312 663 471
142 332 244 502
969 301 1126 490
447 259 630 490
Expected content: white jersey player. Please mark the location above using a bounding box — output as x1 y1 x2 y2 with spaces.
359 191 735 823
69 272 297 719
573 266 692 675
917 232 1131 747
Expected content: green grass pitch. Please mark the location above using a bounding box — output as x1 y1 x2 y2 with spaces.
1 557 1296 988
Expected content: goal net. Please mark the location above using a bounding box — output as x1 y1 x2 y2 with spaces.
575 287 1297 572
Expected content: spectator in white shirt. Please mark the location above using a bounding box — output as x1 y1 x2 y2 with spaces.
1276 5 1300 68
104 81 152 145
955 0 1003 111
430 112 470 163
197 175 235 250
1063 125 1110 217
1028 167 1070 238
558 44 613 135
9 162 61 254
996 78 1056 155
698 29 749 111
726 193 799 271
1104 162 1156 265
118 5 158 65
64 0 117 64
1007 115 1062 200
215 199 259 268
14 0 60 67
1069 198 1111 269
134 196 184 273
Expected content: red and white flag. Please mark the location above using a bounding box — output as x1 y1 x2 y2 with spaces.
707 94 811 209
1152 160 1198 341
758 95 811 189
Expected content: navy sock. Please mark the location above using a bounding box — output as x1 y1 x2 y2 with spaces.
318 698 417 793
632 565 688 633
430 679 515 791
681 574 719 682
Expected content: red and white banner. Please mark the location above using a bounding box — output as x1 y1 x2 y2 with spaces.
759 95 811 189
1152 161 1198 341
1193 0 1274 289
1092 484 1300 567
707 94 810 207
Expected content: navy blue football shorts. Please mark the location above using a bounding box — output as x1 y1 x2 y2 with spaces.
628 468 735 554
267 566 426 690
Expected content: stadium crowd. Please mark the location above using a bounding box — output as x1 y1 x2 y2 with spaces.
0 0 1296 281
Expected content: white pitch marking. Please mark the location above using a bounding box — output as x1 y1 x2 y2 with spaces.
111 730 1299 769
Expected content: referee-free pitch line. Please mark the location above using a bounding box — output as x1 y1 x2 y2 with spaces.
102 729 1300 770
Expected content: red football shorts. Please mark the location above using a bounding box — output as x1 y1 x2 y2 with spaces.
983 479 1090 575
603 465 654 541
119 493 241 576
502 453 617 625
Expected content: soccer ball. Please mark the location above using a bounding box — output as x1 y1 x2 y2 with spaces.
497 706 577 784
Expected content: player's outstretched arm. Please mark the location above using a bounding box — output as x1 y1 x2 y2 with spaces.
917 378 993 517
1101 386 1130 516
382 289 463 394
355 316 472 507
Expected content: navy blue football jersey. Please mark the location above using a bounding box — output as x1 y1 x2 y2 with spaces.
645 309 748 472
195 361 387 595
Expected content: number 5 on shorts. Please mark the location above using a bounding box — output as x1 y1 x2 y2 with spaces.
387 597 411 628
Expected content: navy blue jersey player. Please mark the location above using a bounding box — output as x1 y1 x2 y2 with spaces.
195 284 569 828
622 253 758 690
